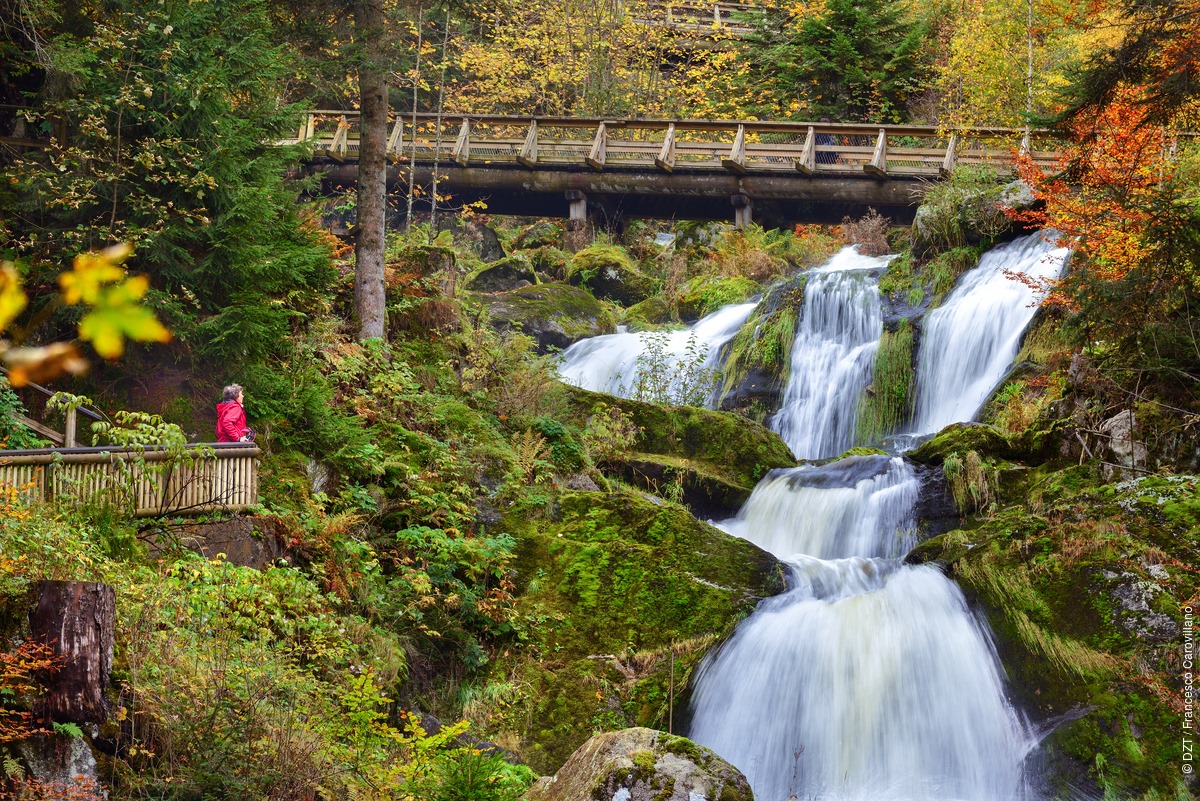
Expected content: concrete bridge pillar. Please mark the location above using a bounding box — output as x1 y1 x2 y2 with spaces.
731 193 752 228
565 190 590 251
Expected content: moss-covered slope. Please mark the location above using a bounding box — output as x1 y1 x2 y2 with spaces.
488 490 785 774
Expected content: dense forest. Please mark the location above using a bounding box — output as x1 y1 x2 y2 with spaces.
0 0 1198 799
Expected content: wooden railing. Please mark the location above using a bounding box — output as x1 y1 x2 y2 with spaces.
634 1 762 35
289 111 1064 178
0 443 260 517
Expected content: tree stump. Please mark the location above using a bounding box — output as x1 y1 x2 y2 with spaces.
29 581 115 724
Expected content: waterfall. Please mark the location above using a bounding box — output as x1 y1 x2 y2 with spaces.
911 231 1069 435
771 247 887 460
557 301 757 405
554 236 1061 801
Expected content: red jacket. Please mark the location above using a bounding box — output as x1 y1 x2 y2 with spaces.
215 400 247 442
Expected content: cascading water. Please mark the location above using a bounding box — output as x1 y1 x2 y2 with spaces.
912 231 1069 435
689 455 1034 801
557 301 757 403
556 236 1063 800
771 248 888 460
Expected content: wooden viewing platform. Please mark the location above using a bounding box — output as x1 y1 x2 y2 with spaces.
0 443 260 517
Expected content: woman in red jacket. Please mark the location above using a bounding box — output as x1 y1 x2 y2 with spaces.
215 384 251 442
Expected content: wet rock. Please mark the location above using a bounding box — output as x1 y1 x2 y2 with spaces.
1101 569 1179 644
522 728 753 801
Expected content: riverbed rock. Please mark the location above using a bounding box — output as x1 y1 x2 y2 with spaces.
522 728 753 801
473 283 616 353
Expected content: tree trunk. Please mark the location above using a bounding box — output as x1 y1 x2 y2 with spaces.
29 581 115 724
354 0 388 340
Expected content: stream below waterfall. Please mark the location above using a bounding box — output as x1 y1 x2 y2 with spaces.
558 231 1069 800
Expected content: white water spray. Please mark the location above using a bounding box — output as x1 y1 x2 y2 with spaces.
771 247 888 460
911 231 1069 435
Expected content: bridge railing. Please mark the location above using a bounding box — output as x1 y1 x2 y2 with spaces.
0 443 259 517
288 111 1065 178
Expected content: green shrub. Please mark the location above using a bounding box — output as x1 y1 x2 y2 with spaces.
856 320 914 443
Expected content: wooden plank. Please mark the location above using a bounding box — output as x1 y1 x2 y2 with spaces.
655 123 676 172
797 126 816 175
940 133 960 177
386 119 404 156
517 120 538 168
585 122 606 171
721 124 747 173
864 128 888 177
452 119 471 165
16 415 63 445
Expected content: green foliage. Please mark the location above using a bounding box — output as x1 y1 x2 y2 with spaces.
630 331 718 408
738 0 930 121
928 246 984 299
916 166 1011 256
856 320 914 443
941 450 996 514
0 381 47 450
677 274 759 319
7 0 334 366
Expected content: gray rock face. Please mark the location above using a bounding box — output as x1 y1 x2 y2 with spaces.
522 728 753 801
1099 410 1148 480
18 735 106 798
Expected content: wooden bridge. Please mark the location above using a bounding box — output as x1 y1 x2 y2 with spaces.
295 111 1060 226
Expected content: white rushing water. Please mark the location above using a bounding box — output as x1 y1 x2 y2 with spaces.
691 454 1035 801
911 231 1069 435
771 247 888 460
557 301 757 405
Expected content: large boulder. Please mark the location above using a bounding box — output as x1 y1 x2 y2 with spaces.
567 245 654 306
464 255 537 293
474 283 616 352
523 728 753 801
514 220 565 250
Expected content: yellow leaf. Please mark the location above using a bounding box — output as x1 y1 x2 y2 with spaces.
0 264 27 332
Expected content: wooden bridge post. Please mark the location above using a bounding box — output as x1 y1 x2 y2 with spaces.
586 122 607 171
386 119 405 158
518 120 539 168
722 124 747 173
565 190 589 251
655 123 677 172
452 119 471 166
865 128 888 177
797 126 816 176
731 193 752 228
940 133 959 177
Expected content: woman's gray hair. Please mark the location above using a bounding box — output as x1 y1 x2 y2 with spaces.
222 384 243 402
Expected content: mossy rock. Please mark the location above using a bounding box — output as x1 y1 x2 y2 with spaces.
907 422 1019 465
514 220 565 250
623 295 675 329
522 727 752 801
499 490 785 773
566 245 654 306
563 385 796 489
473 283 616 353
609 453 756 519
932 468 1200 796
464 254 537 293
716 273 803 420
393 244 455 277
527 246 571 281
